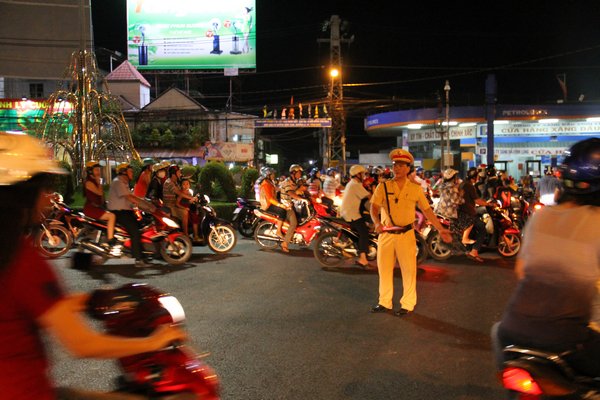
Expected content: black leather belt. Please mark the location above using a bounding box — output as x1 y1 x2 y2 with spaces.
382 224 413 234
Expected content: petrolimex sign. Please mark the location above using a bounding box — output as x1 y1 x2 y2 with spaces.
480 121 600 137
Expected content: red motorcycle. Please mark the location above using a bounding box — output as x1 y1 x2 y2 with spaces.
38 194 193 265
426 203 522 261
253 199 325 250
87 283 219 399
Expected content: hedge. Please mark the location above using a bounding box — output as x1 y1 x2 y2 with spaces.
239 168 259 199
198 162 237 202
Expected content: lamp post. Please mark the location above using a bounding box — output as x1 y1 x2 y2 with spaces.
325 67 339 169
444 80 451 168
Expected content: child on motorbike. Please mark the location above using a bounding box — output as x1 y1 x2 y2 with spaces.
82 161 116 247
177 178 200 241
0 132 186 400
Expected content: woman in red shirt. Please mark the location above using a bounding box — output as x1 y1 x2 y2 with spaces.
83 161 116 245
259 168 291 252
0 133 185 400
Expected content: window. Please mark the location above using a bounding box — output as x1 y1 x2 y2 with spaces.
29 83 43 98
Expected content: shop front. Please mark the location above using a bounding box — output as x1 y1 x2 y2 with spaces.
365 104 600 179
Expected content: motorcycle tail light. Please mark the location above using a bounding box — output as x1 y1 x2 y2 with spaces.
534 204 543 211
501 367 543 395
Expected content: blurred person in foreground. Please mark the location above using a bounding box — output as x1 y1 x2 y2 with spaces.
0 132 185 400
494 138 600 377
369 149 452 317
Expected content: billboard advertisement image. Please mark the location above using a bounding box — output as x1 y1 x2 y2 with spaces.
127 0 256 70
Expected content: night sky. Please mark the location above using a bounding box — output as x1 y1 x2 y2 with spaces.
91 1 600 158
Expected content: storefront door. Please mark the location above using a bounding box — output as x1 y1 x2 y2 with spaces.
526 160 542 177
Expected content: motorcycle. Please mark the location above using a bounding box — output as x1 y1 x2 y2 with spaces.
187 194 237 254
40 194 193 265
231 197 260 238
426 203 522 261
313 217 429 268
253 199 324 250
87 283 220 399
492 324 600 399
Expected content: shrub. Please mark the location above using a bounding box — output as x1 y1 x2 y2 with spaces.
239 168 259 199
198 162 236 202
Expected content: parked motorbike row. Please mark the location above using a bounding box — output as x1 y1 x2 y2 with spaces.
35 192 237 265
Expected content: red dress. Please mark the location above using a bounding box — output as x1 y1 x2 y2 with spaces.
83 176 106 219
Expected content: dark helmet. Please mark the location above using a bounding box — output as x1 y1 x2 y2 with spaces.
486 165 497 177
467 167 478 180
141 158 155 170
559 138 600 195
168 164 180 177
326 167 338 176
309 167 320 179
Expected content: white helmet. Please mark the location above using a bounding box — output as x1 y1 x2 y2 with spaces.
0 132 65 185
349 164 367 177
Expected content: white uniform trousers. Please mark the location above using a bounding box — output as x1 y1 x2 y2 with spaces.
376 230 417 311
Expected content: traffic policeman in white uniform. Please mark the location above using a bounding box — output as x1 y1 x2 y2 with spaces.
370 149 452 316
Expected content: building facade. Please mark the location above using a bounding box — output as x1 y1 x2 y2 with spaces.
365 104 600 179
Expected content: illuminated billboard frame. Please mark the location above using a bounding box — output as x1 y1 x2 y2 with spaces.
127 0 256 70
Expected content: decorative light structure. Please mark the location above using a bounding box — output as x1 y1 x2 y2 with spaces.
37 49 139 183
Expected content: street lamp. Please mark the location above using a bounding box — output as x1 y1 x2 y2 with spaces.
329 68 339 78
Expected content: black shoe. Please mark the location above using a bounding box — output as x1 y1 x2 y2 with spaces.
135 259 152 268
370 304 392 313
394 308 412 317
107 237 117 246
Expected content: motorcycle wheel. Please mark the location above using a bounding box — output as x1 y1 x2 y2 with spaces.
416 234 428 264
208 224 237 253
160 234 193 265
36 225 72 258
254 221 280 250
313 231 346 267
238 213 257 238
427 230 452 261
498 233 521 258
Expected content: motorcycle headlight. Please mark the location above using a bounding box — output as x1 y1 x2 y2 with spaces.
203 194 211 203
162 216 180 229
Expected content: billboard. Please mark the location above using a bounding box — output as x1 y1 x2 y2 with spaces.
127 0 256 70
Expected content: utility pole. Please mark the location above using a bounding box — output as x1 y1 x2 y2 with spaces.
317 15 353 175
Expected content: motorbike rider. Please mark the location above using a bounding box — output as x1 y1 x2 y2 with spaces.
163 165 196 236
259 167 289 243
535 166 562 206
307 167 325 199
133 157 154 198
146 160 169 206
279 164 309 253
340 165 372 268
0 132 186 400
82 161 116 247
493 137 600 378
107 162 149 267
434 168 463 223
322 167 342 213
457 167 489 262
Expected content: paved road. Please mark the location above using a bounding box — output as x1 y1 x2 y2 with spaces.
49 237 517 400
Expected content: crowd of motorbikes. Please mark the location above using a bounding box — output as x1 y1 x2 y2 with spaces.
38 181 565 400
230 184 540 269
35 191 237 266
